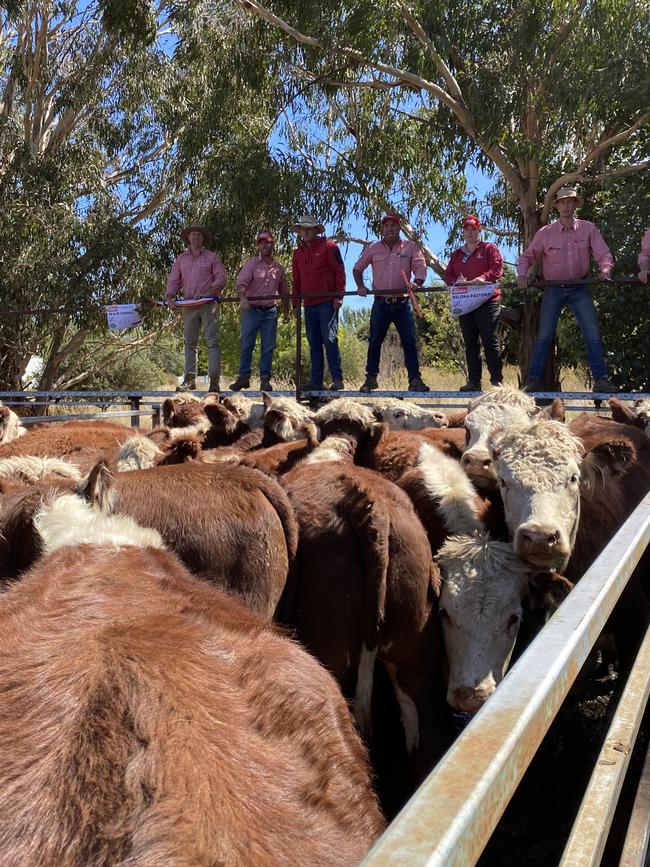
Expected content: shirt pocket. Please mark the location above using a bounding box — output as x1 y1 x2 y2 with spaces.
253 268 267 281
547 245 564 265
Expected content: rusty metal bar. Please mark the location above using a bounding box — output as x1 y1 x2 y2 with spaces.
362 492 650 867
619 738 650 867
560 625 650 867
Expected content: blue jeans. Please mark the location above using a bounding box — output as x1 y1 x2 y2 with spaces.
304 301 343 386
366 298 421 379
528 285 607 380
238 307 278 378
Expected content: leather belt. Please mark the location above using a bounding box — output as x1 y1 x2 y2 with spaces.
375 296 408 303
248 304 276 311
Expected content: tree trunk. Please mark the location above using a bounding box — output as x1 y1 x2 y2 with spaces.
517 194 560 390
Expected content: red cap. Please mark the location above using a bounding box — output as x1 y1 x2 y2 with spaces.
381 213 401 225
256 231 273 242
462 216 482 230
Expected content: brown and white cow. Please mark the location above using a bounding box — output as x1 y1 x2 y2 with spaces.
608 396 650 440
0 460 298 619
0 493 384 865
0 455 82 483
437 532 572 712
0 404 26 444
371 399 448 431
281 437 445 779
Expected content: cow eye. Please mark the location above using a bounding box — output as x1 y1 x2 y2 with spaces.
498 478 508 491
569 473 579 485
439 608 453 626
506 613 521 634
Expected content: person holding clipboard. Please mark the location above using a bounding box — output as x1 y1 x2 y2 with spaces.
165 223 227 392
444 215 504 393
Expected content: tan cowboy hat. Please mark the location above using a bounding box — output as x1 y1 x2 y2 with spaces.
181 223 213 245
292 214 325 234
553 187 583 208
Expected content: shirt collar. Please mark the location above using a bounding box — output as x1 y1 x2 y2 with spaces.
559 218 579 233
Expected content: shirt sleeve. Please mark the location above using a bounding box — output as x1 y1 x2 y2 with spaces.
291 250 301 305
211 253 228 291
327 241 346 295
279 267 289 300
444 252 459 285
165 256 182 301
353 246 373 273
517 231 546 277
638 228 650 267
236 260 253 290
410 243 427 283
589 225 613 275
482 244 504 282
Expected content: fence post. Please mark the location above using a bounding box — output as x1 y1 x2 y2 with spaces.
129 395 140 427
151 403 160 428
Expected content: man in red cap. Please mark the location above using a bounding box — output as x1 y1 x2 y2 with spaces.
353 213 429 392
444 215 504 392
229 232 290 392
165 223 227 392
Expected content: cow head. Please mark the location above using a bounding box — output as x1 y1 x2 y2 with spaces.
461 404 534 489
490 420 583 572
0 404 26 445
609 397 650 440
372 400 448 430
162 393 207 429
263 394 316 442
437 532 572 712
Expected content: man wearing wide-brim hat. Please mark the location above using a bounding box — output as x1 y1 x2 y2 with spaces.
517 186 618 394
165 223 227 392
291 214 346 391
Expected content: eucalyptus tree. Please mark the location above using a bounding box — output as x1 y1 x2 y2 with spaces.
237 0 650 384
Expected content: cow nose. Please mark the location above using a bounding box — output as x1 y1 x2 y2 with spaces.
461 451 492 471
520 525 560 548
449 685 495 713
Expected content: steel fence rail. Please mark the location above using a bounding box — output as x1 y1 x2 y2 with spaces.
361 491 650 867
619 739 650 866
560 624 650 866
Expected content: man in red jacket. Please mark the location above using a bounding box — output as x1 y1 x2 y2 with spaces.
291 214 345 391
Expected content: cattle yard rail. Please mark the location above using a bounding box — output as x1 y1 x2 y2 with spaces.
362 492 650 867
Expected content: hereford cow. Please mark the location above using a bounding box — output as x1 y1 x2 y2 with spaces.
437 532 572 712
282 436 445 780
0 420 140 474
0 493 384 865
371 400 448 430
115 428 203 471
0 460 298 619
0 404 26 444
0 455 82 483
608 397 650 440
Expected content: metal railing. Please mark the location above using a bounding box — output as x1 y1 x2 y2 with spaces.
0 391 162 427
362 492 650 867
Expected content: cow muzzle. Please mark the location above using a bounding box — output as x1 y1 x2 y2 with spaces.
461 450 496 488
448 682 496 713
514 523 570 569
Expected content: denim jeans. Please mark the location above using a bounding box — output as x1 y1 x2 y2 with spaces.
528 285 607 380
458 298 502 385
366 298 421 379
238 307 278 378
303 301 343 386
182 305 220 377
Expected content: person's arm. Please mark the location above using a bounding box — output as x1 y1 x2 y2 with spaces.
327 241 346 309
291 251 301 313
478 244 504 283
637 229 650 284
443 253 458 286
165 256 182 309
589 225 613 279
210 254 228 293
236 262 252 310
279 269 290 320
410 244 427 287
352 247 371 296
517 231 544 288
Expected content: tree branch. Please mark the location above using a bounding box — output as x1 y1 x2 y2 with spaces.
397 2 464 103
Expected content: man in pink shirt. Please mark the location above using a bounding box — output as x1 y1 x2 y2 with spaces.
229 231 290 392
638 228 650 284
165 223 227 392
353 214 429 392
517 187 617 393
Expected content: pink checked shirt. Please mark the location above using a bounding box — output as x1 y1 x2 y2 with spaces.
517 219 613 282
165 248 227 302
638 228 650 268
236 256 288 307
354 239 427 298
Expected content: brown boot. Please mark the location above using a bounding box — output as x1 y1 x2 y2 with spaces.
229 376 250 391
359 375 378 393
208 375 221 393
259 376 273 392
176 375 196 392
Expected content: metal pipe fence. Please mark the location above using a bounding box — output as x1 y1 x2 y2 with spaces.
361 492 650 867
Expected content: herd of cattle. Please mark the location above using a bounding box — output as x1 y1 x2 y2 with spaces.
0 388 649 865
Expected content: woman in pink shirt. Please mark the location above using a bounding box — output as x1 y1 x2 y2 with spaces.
444 216 504 392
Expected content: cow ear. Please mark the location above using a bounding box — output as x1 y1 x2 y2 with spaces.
487 425 505 458
536 398 565 422
202 392 220 407
365 421 387 450
262 392 273 410
76 459 115 513
608 397 641 427
582 436 637 483
527 571 573 611
298 420 320 449
162 398 176 427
